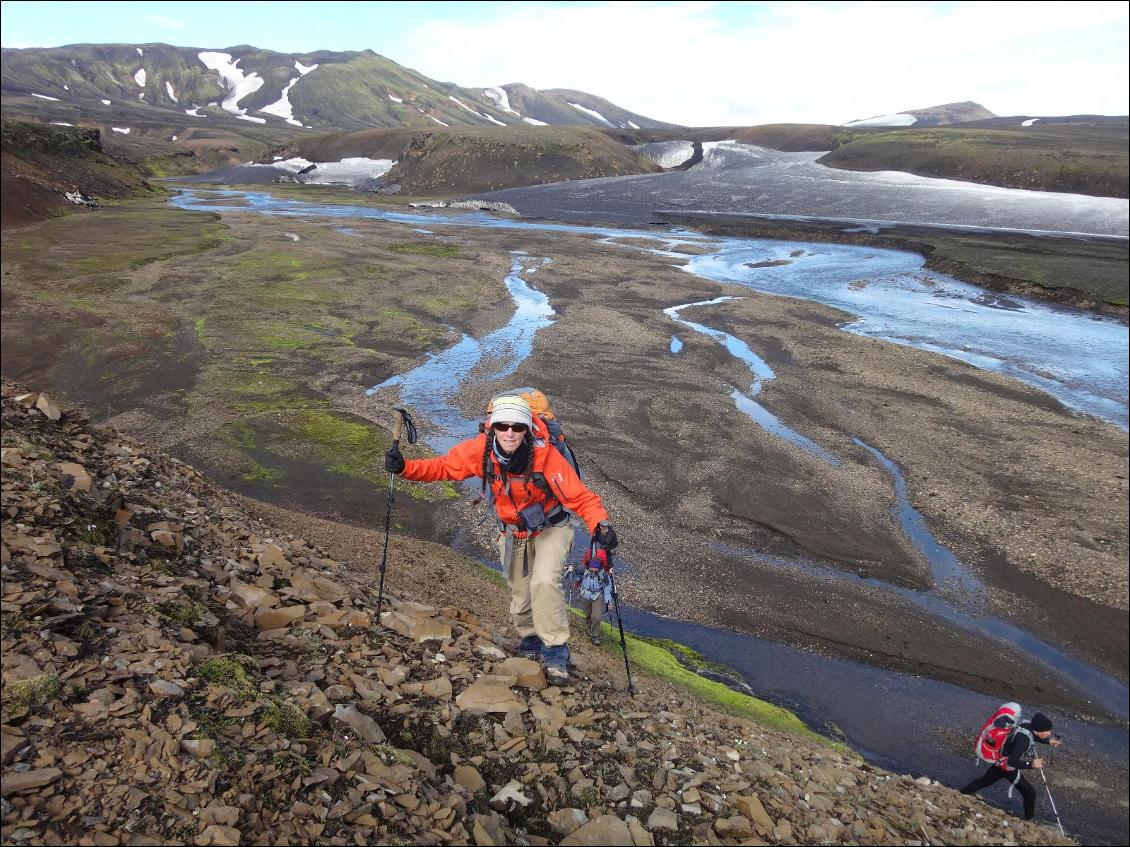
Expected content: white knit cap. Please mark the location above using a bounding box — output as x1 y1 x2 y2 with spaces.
489 395 533 429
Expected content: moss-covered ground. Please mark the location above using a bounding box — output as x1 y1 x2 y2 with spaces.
0 196 500 506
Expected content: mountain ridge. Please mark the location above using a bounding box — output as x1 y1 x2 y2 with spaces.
1 43 679 134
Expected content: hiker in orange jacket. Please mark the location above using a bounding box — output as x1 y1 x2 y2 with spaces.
385 394 617 685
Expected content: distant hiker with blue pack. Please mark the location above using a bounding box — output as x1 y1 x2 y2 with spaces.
385 390 617 686
963 703 1063 822
572 546 613 645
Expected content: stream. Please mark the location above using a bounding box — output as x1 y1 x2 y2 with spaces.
169 188 1129 842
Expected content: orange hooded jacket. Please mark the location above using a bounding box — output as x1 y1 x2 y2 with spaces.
398 418 609 537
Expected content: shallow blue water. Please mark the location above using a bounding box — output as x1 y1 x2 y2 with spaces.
170 188 1128 430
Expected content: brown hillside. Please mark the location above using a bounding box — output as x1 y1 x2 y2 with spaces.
0 120 161 228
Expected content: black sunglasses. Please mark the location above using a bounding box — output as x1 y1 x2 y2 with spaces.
491 422 529 433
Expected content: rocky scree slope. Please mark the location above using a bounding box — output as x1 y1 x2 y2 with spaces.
0 382 1070 846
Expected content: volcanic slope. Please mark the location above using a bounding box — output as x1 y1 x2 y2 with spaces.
1 43 675 134
0 382 1070 846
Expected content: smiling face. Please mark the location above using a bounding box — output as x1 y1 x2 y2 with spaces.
493 422 527 452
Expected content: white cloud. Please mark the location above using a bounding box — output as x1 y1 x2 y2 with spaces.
145 13 184 29
402 1 1129 126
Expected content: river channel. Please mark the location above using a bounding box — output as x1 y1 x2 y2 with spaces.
169 188 1129 842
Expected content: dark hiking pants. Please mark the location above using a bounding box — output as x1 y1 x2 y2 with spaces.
962 765 1037 819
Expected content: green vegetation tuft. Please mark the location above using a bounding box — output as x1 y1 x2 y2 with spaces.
3 673 62 711
157 600 204 626
578 612 824 742
264 699 312 738
386 242 461 258
198 656 258 696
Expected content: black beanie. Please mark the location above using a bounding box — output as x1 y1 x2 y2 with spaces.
1030 713 1053 732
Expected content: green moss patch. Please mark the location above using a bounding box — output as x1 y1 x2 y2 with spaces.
386 242 461 258
3 673 62 712
582 614 823 742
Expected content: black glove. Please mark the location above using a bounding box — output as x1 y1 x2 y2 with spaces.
384 446 405 475
595 521 618 550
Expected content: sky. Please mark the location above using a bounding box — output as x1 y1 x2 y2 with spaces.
2 1 1127 126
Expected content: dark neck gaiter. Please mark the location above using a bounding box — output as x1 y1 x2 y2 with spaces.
493 436 531 476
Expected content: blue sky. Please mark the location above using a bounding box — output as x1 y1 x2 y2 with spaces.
3 1 1127 125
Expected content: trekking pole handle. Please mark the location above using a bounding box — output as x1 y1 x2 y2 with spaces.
391 410 405 446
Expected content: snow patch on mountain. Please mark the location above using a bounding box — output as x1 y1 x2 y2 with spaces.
251 156 396 186
419 108 449 127
101 99 111 105
133 68 146 87
484 87 519 115
522 117 548 126
112 127 130 134
185 107 205 117
387 92 404 103
136 47 143 56
50 121 73 126
165 81 178 103
569 102 612 125
31 93 60 101
198 51 264 118
449 95 503 124
260 76 304 126
236 114 266 124
295 61 318 76
634 141 695 169
1022 118 1040 127
843 113 917 127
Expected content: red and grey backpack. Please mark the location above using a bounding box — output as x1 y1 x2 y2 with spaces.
974 702 1026 768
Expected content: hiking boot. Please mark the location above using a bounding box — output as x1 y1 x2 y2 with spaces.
517 635 543 660
542 644 570 687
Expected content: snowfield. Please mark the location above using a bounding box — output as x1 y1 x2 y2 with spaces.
249 156 396 187
483 141 1129 237
198 51 264 119
569 102 612 125
633 141 695 169
843 113 917 127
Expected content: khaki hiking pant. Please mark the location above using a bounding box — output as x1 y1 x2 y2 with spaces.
499 524 572 648
581 597 606 638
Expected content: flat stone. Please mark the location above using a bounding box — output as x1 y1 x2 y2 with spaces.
333 704 385 743
734 794 774 834
715 816 754 837
199 805 240 827
454 765 486 795
195 825 241 846
414 617 452 643
180 738 216 758
547 807 588 836
150 679 185 697
256 543 289 570
36 393 61 420
254 604 306 630
646 808 679 832
561 814 633 846
1 767 62 792
54 462 91 492
496 657 547 689
421 676 453 700
229 580 280 611
455 680 526 714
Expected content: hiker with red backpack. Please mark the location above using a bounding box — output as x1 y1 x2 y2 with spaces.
571 546 613 645
384 392 617 686
963 703 1063 822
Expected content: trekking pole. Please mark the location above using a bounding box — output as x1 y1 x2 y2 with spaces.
1038 767 1066 837
376 408 416 627
1040 740 1066 837
604 546 635 695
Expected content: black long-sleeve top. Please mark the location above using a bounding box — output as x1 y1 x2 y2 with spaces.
1002 723 1050 770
